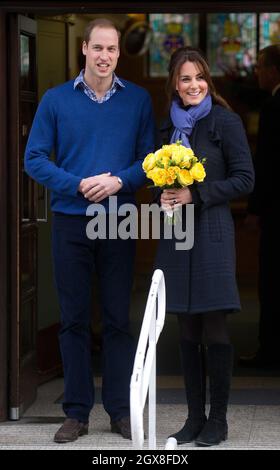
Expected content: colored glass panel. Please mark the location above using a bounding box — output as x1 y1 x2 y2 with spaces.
149 13 199 77
260 13 280 49
207 13 256 76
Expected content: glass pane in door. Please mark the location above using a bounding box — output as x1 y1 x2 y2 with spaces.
207 13 256 76
20 33 36 90
149 13 199 77
259 13 280 49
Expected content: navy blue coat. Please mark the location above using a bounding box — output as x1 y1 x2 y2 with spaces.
155 104 255 314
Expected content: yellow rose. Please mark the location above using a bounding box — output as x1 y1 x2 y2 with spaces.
154 149 173 168
146 167 157 179
161 145 173 158
154 148 167 161
165 166 178 185
190 162 206 182
180 157 192 169
148 167 168 187
142 153 156 172
177 169 194 186
170 148 181 164
173 145 194 165
169 143 179 152
182 147 195 158
160 155 172 168
167 165 180 179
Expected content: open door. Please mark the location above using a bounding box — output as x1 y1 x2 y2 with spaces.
9 14 39 419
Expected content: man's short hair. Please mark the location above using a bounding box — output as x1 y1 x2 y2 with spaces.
259 44 280 73
83 18 121 45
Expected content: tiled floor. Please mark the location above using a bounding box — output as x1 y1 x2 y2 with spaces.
1 376 280 450
2 274 279 450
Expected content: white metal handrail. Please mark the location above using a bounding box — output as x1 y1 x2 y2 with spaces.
130 269 166 450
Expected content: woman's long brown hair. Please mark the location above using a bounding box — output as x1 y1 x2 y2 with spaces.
166 46 231 110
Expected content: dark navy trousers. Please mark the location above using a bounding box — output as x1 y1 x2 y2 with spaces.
52 214 136 423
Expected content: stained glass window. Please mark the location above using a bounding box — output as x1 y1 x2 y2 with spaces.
149 13 199 77
260 13 280 49
207 13 256 76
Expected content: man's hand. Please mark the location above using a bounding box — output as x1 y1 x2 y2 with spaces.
78 173 123 202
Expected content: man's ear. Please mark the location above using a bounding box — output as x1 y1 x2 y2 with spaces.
82 41 87 56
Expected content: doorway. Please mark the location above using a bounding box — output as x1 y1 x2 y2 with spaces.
1 6 263 422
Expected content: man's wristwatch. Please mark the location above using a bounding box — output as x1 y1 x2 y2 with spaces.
117 177 123 187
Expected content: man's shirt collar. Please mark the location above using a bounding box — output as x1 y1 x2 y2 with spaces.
74 70 125 103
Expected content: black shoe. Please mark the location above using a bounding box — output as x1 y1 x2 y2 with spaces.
195 418 228 447
239 351 280 368
111 416 131 440
169 417 207 444
54 418 88 443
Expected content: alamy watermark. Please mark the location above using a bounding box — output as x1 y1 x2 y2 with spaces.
86 196 194 251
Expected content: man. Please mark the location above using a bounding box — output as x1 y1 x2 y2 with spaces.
239 44 280 368
25 18 155 442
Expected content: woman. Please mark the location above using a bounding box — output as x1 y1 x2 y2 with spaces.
155 47 254 447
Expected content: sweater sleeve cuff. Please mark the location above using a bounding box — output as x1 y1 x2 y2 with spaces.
114 173 129 192
71 176 83 196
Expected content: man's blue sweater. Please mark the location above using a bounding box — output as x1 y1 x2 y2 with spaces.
24 79 155 214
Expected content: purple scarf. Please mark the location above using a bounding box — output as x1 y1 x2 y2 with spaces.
170 94 212 148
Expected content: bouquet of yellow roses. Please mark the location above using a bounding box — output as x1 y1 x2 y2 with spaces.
142 140 206 224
